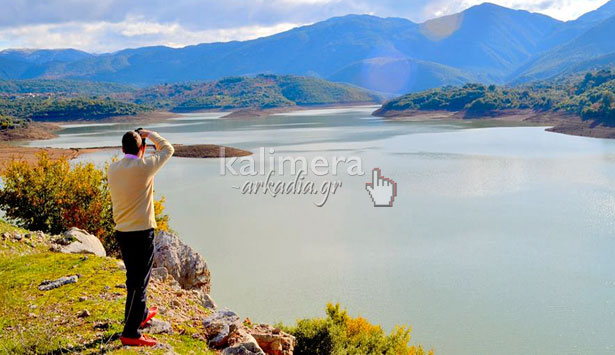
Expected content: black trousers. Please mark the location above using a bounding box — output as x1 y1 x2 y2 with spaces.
116 228 155 338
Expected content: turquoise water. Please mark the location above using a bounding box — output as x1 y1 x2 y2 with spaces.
29 107 615 354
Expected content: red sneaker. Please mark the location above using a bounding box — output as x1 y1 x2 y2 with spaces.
120 334 158 347
140 306 158 328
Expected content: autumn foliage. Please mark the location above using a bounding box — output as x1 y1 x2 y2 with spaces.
281 303 433 355
0 152 169 255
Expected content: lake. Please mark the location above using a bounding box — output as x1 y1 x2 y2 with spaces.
29 106 615 354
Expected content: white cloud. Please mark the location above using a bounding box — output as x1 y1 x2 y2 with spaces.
0 20 302 53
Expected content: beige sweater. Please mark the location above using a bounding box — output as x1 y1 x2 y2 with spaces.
108 132 174 232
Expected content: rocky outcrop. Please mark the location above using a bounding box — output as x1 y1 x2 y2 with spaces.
153 231 210 293
248 324 295 355
53 227 106 257
203 310 265 355
153 231 216 310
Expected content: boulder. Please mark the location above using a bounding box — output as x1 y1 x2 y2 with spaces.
203 310 265 354
226 325 265 355
153 231 210 293
248 324 295 355
54 228 106 257
222 341 265 355
203 309 241 347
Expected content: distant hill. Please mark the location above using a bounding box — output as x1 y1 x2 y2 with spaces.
0 75 380 125
1 2 615 93
376 69 615 125
0 79 135 95
135 74 382 111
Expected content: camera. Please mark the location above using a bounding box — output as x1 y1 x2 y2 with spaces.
135 128 146 147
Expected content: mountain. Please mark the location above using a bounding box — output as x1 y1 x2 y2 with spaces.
418 3 561 80
328 57 476 94
39 15 431 88
575 0 615 25
0 2 614 93
0 49 92 64
513 13 615 83
0 5 566 93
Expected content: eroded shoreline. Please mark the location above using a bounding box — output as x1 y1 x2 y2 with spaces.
373 108 615 139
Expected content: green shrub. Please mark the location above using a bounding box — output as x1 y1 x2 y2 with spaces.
0 152 169 255
280 303 433 355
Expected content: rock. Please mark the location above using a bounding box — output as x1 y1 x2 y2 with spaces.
151 267 168 282
79 296 88 302
116 261 126 270
201 292 217 310
151 342 175 352
222 342 265 355
77 310 90 318
153 231 210 293
13 233 22 241
142 318 173 334
93 322 110 330
203 309 241 347
2 232 10 240
248 324 295 355
24 233 31 239
226 325 265 355
38 275 78 291
202 309 265 354
53 228 106 257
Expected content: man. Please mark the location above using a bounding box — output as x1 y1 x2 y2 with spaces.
108 129 174 347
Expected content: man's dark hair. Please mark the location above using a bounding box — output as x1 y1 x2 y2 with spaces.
122 131 142 155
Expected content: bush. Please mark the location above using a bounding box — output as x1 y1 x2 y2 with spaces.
280 303 433 355
0 152 169 255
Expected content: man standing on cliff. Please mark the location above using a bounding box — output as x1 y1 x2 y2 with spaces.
108 129 174 347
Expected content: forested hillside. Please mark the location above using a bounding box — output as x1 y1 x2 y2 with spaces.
376 69 615 124
0 75 380 128
135 74 380 111
0 79 135 95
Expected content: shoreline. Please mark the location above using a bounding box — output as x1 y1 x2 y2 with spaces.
221 102 379 119
0 144 252 173
373 108 615 139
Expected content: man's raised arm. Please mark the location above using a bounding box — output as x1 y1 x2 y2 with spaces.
141 130 174 174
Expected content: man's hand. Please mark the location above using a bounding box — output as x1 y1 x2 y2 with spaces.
366 168 397 207
137 129 152 138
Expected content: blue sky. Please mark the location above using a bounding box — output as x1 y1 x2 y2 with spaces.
0 0 610 52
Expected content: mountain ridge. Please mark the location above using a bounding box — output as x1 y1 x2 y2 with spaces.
1 1 614 93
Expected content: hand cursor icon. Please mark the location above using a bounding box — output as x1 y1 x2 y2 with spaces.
366 168 397 207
